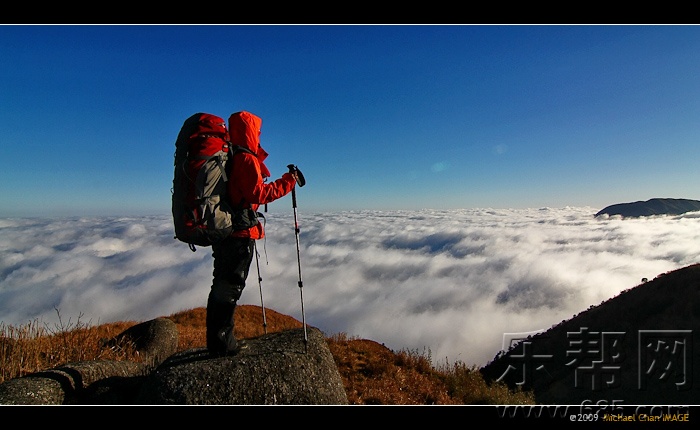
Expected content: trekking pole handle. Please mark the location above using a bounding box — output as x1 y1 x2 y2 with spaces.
287 164 306 187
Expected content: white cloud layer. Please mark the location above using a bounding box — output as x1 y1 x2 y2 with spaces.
2 207 700 367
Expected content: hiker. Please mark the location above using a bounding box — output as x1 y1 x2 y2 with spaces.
206 111 299 356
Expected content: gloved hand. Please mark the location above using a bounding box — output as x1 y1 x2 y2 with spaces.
287 164 306 187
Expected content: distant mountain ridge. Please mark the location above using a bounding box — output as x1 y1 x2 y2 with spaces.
595 198 700 218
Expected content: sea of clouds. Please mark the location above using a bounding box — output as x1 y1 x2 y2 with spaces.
2 207 700 367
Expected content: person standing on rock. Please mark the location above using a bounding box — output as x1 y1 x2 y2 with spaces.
207 111 299 357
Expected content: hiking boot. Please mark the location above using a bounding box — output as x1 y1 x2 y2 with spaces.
212 327 249 356
228 339 248 354
210 339 248 357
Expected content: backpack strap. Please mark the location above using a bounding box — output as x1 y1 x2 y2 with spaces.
192 153 228 182
228 143 255 157
225 142 256 182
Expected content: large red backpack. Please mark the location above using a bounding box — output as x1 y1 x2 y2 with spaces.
171 113 255 251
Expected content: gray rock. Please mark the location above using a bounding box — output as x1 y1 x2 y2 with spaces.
136 327 348 405
0 359 150 405
102 317 179 366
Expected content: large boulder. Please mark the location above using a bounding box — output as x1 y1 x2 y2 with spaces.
136 327 348 405
0 357 151 405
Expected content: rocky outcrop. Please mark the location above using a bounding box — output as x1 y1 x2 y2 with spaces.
137 327 348 405
0 359 150 405
595 198 700 218
0 319 348 405
102 316 179 366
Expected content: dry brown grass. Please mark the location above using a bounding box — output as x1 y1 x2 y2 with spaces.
0 309 139 383
327 332 534 405
0 305 535 405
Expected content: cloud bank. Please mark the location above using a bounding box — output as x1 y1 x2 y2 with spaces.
2 207 699 367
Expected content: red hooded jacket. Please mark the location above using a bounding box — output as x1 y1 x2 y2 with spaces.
227 111 296 239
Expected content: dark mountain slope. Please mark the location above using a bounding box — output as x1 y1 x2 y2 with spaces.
480 263 700 405
595 198 700 218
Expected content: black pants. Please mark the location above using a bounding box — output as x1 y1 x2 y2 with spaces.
206 236 255 355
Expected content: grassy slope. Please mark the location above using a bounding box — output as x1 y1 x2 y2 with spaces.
1 304 534 405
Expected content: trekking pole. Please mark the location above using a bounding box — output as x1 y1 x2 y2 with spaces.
254 241 267 334
288 164 307 352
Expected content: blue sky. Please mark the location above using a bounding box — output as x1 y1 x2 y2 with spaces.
1 24 699 217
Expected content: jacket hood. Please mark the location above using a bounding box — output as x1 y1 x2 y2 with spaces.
229 111 271 178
